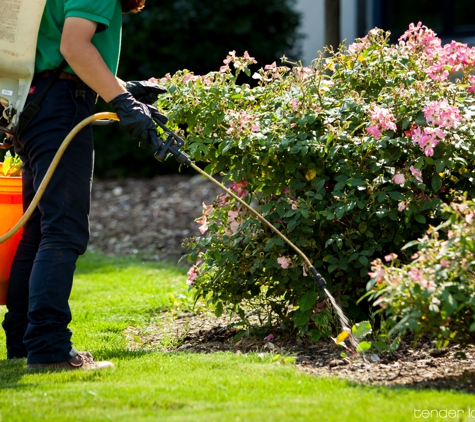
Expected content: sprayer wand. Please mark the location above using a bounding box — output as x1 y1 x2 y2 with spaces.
1 112 365 343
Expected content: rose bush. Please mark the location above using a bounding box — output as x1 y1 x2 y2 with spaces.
365 199 475 346
156 23 475 340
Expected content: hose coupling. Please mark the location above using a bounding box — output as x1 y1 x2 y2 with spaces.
310 266 327 290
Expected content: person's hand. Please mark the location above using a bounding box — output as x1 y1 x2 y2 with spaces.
146 105 168 126
108 92 162 150
125 80 167 105
140 105 168 149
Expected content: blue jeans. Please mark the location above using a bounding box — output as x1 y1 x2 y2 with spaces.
2 75 96 364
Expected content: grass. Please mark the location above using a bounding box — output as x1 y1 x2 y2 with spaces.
0 252 473 422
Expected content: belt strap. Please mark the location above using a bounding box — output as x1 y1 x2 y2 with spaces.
36 70 79 82
15 60 68 138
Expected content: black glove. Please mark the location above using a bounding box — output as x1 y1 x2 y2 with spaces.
108 92 162 150
139 105 168 149
125 80 167 105
146 104 168 126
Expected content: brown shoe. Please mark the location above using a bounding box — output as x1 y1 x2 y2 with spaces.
26 352 114 371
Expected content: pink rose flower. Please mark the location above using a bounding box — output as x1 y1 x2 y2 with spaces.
392 173 406 186
366 124 382 139
277 256 291 269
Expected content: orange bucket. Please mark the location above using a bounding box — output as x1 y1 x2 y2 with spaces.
0 163 23 305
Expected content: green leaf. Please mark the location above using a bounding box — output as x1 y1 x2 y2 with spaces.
287 219 298 231
389 337 401 352
214 301 223 317
233 330 246 341
298 291 318 312
356 341 372 353
313 179 326 192
293 309 312 327
431 174 442 192
358 256 369 266
308 329 322 343
2 156 11 176
389 191 405 201
442 290 457 315
401 239 420 250
352 321 372 339
346 178 366 187
334 181 346 191
414 214 426 224
415 112 427 126
335 175 348 182
435 159 446 173
335 206 345 219
260 202 274 213
360 249 373 256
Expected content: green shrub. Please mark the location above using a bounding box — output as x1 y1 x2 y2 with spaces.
365 199 475 346
157 24 475 339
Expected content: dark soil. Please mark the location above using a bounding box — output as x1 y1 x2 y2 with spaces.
90 174 475 392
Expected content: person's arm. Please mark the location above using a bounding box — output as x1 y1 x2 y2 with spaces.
60 17 125 102
60 16 163 151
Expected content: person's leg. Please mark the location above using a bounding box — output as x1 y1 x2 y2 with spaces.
24 79 96 364
2 77 95 363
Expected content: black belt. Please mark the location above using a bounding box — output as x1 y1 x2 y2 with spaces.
35 70 80 82
34 70 97 98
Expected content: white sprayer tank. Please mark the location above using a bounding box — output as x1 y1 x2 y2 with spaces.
0 0 46 128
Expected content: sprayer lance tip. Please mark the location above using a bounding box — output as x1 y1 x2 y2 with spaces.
310 267 327 290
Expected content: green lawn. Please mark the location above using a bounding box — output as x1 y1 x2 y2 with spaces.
0 252 473 422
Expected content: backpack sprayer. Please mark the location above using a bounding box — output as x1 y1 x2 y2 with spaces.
0 0 46 148
0 0 356 344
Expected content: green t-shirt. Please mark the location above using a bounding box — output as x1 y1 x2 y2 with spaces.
35 0 122 75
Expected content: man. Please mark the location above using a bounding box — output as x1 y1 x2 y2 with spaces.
2 0 163 370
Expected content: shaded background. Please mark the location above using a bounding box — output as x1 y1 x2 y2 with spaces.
375 0 475 43
93 0 303 178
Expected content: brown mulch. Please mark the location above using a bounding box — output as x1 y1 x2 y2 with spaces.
90 174 475 392
89 173 223 264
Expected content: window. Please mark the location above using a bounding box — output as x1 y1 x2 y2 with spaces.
372 0 475 43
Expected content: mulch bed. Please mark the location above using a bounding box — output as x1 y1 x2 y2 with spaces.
90 174 475 392
124 310 475 392
88 173 223 264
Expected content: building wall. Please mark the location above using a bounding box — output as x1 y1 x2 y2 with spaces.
295 0 475 68
295 0 361 66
